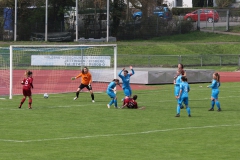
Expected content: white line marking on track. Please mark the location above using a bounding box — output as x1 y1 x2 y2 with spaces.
1 124 239 143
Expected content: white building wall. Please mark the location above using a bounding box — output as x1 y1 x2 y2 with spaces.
182 0 192 8
163 0 192 8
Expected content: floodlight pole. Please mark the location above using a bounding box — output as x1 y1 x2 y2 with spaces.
45 0 48 41
75 0 78 41
106 0 109 42
14 0 17 41
197 10 200 30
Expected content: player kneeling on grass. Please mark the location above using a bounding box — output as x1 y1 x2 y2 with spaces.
121 95 145 110
71 67 95 102
175 76 191 117
107 79 121 109
19 70 34 109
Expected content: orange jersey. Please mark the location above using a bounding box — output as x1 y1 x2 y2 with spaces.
76 72 92 85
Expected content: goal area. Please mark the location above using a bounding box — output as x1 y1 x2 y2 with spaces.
4 44 117 99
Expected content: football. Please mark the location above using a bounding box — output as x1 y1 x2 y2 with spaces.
43 93 49 99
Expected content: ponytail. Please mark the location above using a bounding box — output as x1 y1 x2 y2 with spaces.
181 76 187 82
214 72 220 82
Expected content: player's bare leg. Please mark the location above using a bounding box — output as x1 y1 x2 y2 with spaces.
90 90 95 102
28 96 32 109
74 88 81 100
19 96 26 108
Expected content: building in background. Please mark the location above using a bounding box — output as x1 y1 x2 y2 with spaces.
162 0 192 8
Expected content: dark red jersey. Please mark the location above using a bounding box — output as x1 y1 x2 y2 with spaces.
22 77 33 90
124 98 138 109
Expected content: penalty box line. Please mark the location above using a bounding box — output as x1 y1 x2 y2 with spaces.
1 124 240 143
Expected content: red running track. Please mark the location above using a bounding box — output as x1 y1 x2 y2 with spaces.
219 72 240 82
0 71 239 96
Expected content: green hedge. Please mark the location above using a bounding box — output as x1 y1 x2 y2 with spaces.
172 7 203 15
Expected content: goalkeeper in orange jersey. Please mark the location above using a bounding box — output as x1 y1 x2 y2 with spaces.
71 67 95 102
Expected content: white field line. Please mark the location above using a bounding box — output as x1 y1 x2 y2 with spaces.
0 124 239 143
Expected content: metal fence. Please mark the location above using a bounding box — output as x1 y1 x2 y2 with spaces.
117 54 240 67
0 47 239 68
0 7 196 41
0 7 240 41
196 9 240 32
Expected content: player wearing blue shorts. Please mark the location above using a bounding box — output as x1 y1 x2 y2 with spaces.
207 72 221 111
118 66 135 98
174 70 184 109
106 79 121 109
175 76 191 117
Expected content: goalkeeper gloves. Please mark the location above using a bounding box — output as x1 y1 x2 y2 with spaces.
88 84 92 90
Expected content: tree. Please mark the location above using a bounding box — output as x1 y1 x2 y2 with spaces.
111 0 125 36
128 0 161 38
48 0 75 30
215 0 232 8
129 0 158 20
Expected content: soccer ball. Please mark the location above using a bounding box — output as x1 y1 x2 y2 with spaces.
43 93 49 99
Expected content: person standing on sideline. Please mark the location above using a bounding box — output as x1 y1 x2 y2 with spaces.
106 79 121 109
71 67 95 102
118 66 135 98
121 95 145 110
178 63 186 77
174 70 184 109
207 72 221 111
19 70 34 109
175 76 191 117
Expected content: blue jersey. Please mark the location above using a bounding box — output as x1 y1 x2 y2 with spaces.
107 81 116 92
208 79 220 99
175 75 182 87
179 81 190 98
118 69 134 89
174 75 182 96
208 79 220 89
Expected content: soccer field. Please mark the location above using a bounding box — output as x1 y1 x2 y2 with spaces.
0 82 240 160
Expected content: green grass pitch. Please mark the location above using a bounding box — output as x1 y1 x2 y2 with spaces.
0 82 240 160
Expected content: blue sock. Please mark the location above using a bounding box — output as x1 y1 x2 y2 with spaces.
186 106 191 115
215 101 220 109
211 100 215 108
109 99 114 106
177 105 180 114
114 99 118 107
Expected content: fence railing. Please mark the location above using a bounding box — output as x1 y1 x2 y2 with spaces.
0 49 240 68
117 54 240 67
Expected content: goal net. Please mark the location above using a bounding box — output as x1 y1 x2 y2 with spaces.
4 44 117 99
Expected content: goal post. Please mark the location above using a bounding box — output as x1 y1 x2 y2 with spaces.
8 44 117 99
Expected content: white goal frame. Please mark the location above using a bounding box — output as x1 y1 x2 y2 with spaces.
9 44 117 99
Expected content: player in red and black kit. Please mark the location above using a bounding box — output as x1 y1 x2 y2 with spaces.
18 70 34 109
121 95 145 109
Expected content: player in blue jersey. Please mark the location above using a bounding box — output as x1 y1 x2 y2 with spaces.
118 66 135 98
175 76 191 117
106 79 121 109
174 70 184 109
207 72 221 111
